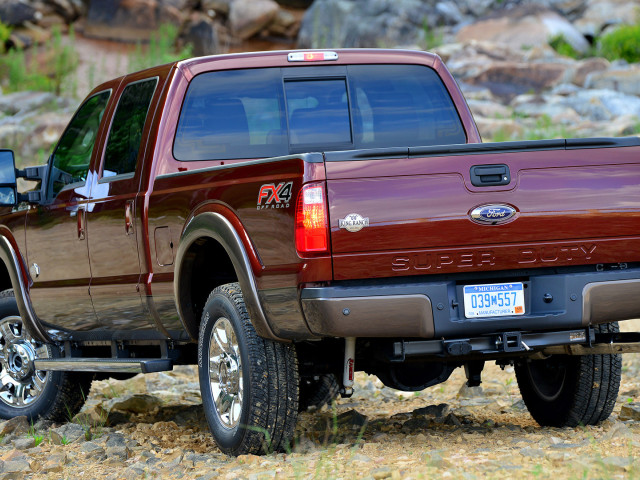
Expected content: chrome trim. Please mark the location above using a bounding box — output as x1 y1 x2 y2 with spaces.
0 236 51 344
174 212 280 341
34 358 173 373
582 279 640 326
302 294 434 338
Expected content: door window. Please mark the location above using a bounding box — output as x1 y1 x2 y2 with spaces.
47 90 110 198
102 78 158 179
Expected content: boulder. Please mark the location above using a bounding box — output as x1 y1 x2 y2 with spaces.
467 61 571 99
201 0 233 16
466 98 512 119
573 57 610 86
584 66 640 97
574 0 639 37
44 0 82 22
474 117 523 142
297 0 463 49
268 8 299 38
228 0 279 40
84 0 184 43
456 5 590 54
562 89 640 121
182 12 219 57
0 1 40 26
510 93 582 123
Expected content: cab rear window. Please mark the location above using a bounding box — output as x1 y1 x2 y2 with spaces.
173 64 465 161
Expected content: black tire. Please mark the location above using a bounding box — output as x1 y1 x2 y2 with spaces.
515 322 621 427
298 374 340 412
198 283 299 455
0 290 92 423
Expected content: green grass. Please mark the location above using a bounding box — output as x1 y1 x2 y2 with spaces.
0 23 78 96
598 23 640 63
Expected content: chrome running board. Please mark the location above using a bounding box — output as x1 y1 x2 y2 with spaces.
34 358 173 373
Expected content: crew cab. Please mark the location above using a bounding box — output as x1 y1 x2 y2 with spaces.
0 49 638 455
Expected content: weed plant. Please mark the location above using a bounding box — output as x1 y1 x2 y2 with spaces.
0 23 78 96
129 24 193 73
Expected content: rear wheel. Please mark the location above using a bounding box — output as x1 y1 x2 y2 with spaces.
298 374 339 412
0 290 92 422
198 283 299 455
515 322 621 427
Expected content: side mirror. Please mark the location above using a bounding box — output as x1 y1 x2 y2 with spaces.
0 150 17 207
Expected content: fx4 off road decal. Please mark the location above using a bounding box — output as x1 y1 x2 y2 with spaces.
257 182 293 210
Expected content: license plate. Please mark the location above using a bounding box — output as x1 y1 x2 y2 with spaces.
463 282 525 318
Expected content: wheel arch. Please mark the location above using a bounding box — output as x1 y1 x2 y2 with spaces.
174 210 283 342
0 233 51 343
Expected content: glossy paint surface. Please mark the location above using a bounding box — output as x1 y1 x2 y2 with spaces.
327 147 640 280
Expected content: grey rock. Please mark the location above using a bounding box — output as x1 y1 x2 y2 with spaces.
458 384 484 398
563 89 640 121
1 459 32 474
619 403 640 421
84 0 183 42
229 0 279 40
601 456 633 471
371 467 393 479
11 437 35 450
183 13 219 57
586 67 640 98
81 441 107 460
105 433 128 447
574 0 639 37
105 445 131 461
107 394 162 414
298 0 457 49
0 1 39 26
0 91 57 116
604 421 634 440
520 447 545 458
51 422 87 444
0 416 29 436
336 409 368 428
456 5 589 53
413 403 451 418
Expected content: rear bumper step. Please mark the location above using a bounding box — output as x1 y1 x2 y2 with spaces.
34 358 173 373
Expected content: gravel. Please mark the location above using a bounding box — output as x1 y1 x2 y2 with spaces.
0 330 639 478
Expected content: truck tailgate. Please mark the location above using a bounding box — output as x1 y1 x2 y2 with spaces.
325 141 640 280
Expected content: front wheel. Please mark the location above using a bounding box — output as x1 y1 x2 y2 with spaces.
0 290 92 422
198 283 299 455
515 322 621 427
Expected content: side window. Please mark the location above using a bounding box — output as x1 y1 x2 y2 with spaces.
102 78 157 179
174 68 287 161
49 90 110 197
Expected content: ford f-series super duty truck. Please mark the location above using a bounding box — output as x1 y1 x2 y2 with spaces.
0 49 638 455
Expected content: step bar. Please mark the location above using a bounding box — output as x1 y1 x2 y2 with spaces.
33 358 173 374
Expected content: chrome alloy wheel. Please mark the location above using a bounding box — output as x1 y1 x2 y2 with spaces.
208 317 243 429
0 316 50 408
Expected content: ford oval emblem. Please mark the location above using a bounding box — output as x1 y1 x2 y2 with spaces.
470 204 517 225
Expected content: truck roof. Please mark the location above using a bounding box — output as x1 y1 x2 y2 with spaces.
88 49 442 95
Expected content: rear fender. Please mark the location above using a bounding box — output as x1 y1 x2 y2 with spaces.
174 207 283 341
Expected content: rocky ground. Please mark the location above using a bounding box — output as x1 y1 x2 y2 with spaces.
0 322 638 479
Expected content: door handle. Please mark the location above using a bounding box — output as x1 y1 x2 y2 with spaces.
470 164 511 187
125 200 134 235
77 206 86 240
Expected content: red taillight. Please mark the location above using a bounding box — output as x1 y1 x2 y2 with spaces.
295 183 328 254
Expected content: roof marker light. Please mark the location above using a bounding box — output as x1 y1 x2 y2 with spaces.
288 51 339 62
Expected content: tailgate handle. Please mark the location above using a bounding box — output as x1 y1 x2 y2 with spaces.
470 164 510 187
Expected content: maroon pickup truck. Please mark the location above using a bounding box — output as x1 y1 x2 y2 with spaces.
0 49 639 455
